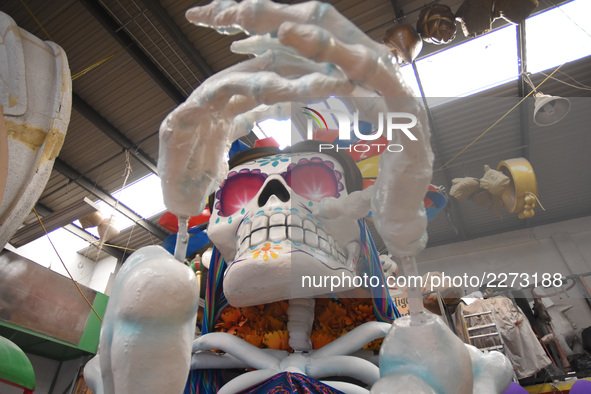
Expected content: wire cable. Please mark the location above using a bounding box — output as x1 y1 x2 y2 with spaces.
33 208 103 322
440 63 565 169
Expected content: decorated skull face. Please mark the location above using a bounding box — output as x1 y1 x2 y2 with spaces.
208 142 364 307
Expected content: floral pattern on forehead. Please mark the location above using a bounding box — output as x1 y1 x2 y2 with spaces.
255 153 292 167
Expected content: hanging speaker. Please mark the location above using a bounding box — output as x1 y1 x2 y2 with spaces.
533 92 570 126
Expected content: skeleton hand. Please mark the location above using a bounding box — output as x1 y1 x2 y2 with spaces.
159 0 432 240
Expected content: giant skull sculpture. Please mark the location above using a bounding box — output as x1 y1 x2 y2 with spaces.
208 142 366 306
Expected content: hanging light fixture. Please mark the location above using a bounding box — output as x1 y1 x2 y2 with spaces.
523 73 571 126
532 92 571 126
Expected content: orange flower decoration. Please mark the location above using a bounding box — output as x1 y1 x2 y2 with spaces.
352 303 376 325
263 330 290 350
253 315 286 332
213 299 380 352
241 306 262 323
244 331 264 348
311 332 336 349
316 300 353 333
265 300 289 317
250 242 283 261
216 306 244 330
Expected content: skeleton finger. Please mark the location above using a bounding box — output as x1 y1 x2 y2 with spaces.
192 332 281 370
308 356 379 385
200 71 353 117
185 0 242 35
312 321 390 358
277 22 405 96
187 0 381 52
231 39 347 82
230 34 297 56
158 108 230 217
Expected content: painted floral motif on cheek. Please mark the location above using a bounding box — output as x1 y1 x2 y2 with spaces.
251 242 283 261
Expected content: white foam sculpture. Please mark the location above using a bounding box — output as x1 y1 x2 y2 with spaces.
0 12 71 248
85 1 513 393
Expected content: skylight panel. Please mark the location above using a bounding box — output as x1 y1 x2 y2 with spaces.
526 0 591 74
414 25 519 101
113 173 166 219
399 64 422 97
75 173 166 238
256 118 303 149
13 228 90 269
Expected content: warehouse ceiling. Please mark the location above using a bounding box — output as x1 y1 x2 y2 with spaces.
1 0 590 264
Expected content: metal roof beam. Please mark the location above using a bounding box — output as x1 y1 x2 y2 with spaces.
517 23 532 230
389 0 404 19
517 23 531 160
79 0 185 104
53 158 169 240
140 0 214 79
72 93 158 174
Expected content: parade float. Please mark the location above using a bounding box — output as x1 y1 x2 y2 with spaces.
84 1 514 393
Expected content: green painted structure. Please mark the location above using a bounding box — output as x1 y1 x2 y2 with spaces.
0 335 35 391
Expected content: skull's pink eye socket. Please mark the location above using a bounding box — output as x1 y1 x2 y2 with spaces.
218 173 266 216
284 162 340 201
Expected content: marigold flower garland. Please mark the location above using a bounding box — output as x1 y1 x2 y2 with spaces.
214 298 383 351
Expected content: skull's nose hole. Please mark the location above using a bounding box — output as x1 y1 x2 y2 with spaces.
258 179 290 206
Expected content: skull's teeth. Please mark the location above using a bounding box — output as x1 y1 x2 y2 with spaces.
319 238 331 254
269 226 286 242
304 230 319 248
288 226 304 243
237 213 348 262
303 219 315 231
286 215 301 227
252 215 268 231
269 213 286 226
251 228 268 246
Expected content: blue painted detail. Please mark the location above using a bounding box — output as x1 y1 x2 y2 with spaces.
161 227 210 258
229 139 250 158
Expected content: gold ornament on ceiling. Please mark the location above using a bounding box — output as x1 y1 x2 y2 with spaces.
455 0 495 37
417 4 457 45
382 24 423 63
456 0 539 38
493 0 539 25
